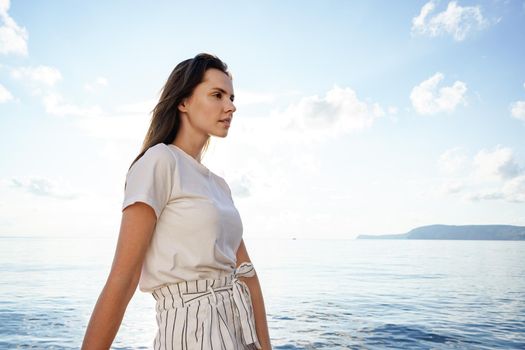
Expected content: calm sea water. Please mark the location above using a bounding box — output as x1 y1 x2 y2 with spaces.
0 236 524 349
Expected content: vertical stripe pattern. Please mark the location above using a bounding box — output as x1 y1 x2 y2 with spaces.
152 262 262 350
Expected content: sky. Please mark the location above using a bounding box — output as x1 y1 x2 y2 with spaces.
0 0 524 239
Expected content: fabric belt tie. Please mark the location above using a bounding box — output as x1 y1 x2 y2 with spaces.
179 261 262 349
231 261 261 349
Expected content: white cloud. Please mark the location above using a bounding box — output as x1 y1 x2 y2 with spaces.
42 91 103 118
410 72 467 115
229 174 252 198
9 66 106 121
412 1 436 30
467 190 504 202
411 1 489 41
438 147 468 174
0 82 12 102
11 65 62 86
9 176 79 200
15 74 155 143
501 175 525 203
510 100 525 121
41 95 157 143
8 65 157 146
84 76 109 92
277 85 384 140
440 179 464 194
386 106 400 122
0 0 28 55
508 82 525 121
387 106 399 115
473 145 522 180
437 145 524 203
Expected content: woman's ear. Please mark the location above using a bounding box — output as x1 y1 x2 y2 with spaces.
178 97 189 113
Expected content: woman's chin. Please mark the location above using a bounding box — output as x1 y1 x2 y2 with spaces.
211 129 229 138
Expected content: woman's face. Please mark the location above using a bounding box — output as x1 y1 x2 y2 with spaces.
178 68 236 139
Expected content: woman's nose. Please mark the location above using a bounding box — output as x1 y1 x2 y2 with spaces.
226 100 236 113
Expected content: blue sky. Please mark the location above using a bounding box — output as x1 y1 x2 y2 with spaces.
1 0 524 239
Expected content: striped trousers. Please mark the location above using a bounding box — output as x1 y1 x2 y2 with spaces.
151 262 262 350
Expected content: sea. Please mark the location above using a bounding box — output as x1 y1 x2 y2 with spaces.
0 236 524 349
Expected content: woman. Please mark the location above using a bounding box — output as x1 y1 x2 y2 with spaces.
82 53 272 350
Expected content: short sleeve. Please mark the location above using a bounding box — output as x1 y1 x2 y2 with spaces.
122 144 175 220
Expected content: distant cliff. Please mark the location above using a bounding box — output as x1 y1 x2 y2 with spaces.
357 224 525 240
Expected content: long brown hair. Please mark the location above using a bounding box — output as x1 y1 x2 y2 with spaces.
127 53 230 172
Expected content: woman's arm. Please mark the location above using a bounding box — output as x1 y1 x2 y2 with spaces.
81 202 157 349
236 239 272 350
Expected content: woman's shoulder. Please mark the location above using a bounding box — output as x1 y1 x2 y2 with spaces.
147 142 176 158
134 143 177 170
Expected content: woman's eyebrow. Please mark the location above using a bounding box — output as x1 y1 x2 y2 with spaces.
211 87 234 100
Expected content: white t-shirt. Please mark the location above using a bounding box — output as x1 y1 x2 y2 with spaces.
121 143 243 293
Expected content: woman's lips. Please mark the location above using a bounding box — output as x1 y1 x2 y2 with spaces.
219 119 231 127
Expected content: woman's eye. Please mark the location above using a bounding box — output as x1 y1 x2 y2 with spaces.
214 93 222 99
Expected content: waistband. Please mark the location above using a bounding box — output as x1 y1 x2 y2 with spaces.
152 274 234 309
151 261 261 349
